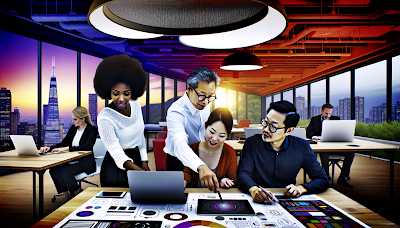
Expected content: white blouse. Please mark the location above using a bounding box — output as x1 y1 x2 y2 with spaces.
71 129 84 147
97 99 148 170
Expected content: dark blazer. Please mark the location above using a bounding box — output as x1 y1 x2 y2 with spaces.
50 124 98 175
306 115 340 139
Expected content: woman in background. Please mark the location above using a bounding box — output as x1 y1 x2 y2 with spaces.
94 54 149 187
184 107 237 189
40 106 97 203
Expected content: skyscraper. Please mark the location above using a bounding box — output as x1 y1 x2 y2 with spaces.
0 88 11 141
11 107 20 135
88 94 98 127
355 96 365 123
44 56 63 146
43 104 48 127
296 96 306 120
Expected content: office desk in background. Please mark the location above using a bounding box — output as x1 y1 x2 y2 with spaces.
225 138 398 201
0 149 92 221
31 187 398 228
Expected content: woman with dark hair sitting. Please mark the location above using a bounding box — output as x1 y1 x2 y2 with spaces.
184 107 237 189
94 54 149 187
40 106 97 203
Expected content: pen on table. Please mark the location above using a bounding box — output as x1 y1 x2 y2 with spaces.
217 190 223 204
258 186 279 202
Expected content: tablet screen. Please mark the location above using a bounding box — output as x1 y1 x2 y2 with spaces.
197 199 255 215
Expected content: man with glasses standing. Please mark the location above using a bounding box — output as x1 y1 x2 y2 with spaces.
306 103 354 188
164 67 220 192
238 101 328 204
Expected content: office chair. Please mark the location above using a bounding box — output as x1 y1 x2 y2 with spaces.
52 138 107 202
328 155 346 186
244 128 262 139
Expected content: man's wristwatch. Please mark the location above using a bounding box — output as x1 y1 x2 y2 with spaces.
142 161 148 163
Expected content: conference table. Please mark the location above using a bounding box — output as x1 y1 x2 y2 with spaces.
0 149 92 221
31 187 398 228
225 138 399 201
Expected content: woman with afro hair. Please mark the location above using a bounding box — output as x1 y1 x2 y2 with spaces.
94 54 149 187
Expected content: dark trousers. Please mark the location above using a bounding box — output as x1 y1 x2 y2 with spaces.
49 162 84 195
166 154 184 171
100 147 142 187
319 152 355 178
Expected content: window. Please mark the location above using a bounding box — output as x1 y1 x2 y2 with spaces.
283 89 293 103
310 79 326 117
273 93 280 102
81 53 104 127
177 81 186 98
149 73 162 124
392 55 400 122
214 87 226 109
330 72 351 120
137 74 147 123
238 92 246 120
295 85 308 120
41 42 77 146
265 96 272 112
0 30 37 151
164 77 175 118
247 94 261 124
355 60 386 123
227 89 237 121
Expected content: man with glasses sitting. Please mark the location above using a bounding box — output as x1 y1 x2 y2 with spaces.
164 67 221 192
238 101 328 204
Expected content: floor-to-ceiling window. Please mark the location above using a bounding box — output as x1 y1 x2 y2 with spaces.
283 89 293 103
355 60 386 123
310 79 326 117
392 55 400 122
41 42 77 146
273 93 280 102
247 94 261 124
0 30 38 151
177 81 186 98
81 53 104 127
214 87 226 109
164 77 175 118
148 73 162 124
227 89 237 121
265 96 272 112
330 72 351 120
238 92 246 120
295 85 308 120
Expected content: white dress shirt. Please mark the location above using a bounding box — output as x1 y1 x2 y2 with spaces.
97 100 148 170
164 92 210 172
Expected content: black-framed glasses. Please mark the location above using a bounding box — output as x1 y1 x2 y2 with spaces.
193 88 217 102
262 118 285 133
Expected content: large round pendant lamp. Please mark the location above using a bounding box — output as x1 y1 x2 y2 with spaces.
88 0 288 49
220 52 263 71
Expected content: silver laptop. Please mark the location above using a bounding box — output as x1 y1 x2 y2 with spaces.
10 135 42 156
321 120 356 142
128 171 187 204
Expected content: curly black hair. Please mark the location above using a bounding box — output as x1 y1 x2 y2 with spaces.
93 54 147 100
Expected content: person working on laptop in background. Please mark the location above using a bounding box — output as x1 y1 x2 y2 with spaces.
94 54 149 187
164 67 221 192
39 106 97 203
306 103 354 188
184 107 237 189
238 101 329 204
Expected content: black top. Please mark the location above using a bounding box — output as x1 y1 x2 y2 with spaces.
50 124 98 174
237 135 329 194
306 115 340 139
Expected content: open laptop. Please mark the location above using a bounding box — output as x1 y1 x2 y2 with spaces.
289 128 307 140
128 171 187 204
320 120 356 142
10 135 44 156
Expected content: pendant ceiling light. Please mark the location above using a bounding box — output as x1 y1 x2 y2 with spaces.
88 0 287 49
220 52 263 71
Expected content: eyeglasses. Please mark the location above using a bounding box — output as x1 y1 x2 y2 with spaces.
193 88 217 102
262 118 285 133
